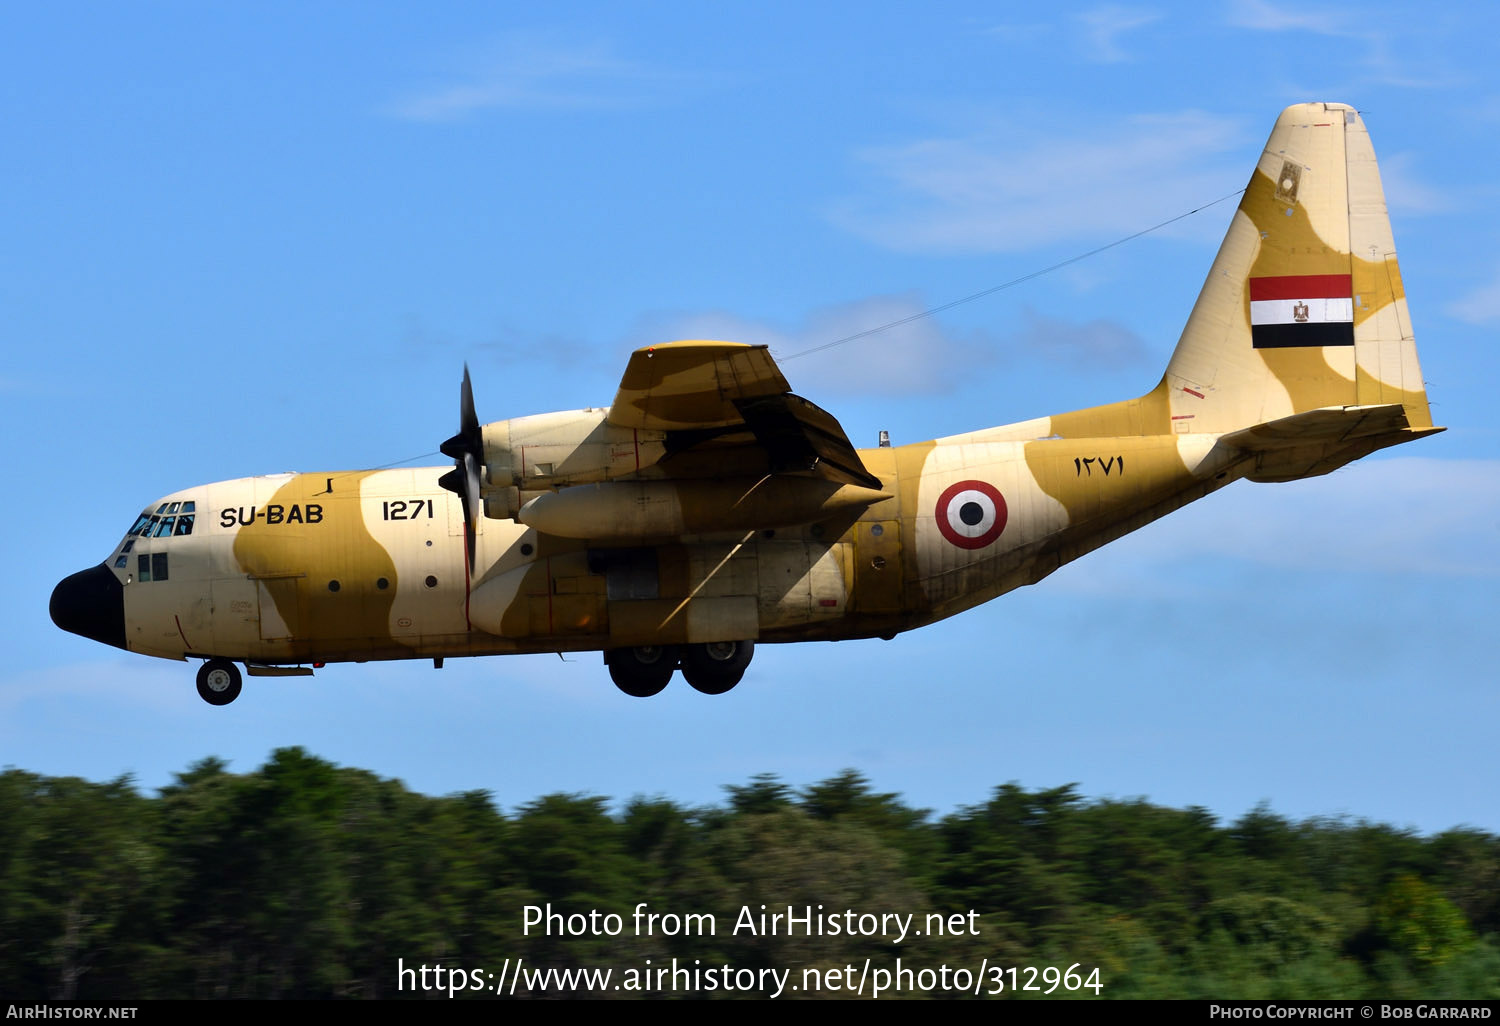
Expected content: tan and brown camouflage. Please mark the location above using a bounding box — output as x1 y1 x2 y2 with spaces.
51 103 1440 704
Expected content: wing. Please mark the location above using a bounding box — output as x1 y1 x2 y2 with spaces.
606 340 883 490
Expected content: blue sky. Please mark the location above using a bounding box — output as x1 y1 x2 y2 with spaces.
5 2 1497 835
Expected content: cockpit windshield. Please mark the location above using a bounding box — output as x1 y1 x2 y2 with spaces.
126 501 195 540
116 501 197 567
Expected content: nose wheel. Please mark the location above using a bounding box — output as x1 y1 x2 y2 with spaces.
196 658 243 706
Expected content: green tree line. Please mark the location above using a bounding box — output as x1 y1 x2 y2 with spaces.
1 749 1495 999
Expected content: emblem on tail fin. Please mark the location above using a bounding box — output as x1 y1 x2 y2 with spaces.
1248 274 1355 348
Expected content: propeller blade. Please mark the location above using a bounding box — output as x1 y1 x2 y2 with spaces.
460 365 477 440
440 365 482 461
465 451 482 572
437 364 484 574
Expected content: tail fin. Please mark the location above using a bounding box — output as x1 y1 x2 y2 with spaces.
1040 103 1441 472
1161 102 1441 475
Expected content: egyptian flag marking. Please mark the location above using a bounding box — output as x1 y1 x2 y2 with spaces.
1249 274 1354 348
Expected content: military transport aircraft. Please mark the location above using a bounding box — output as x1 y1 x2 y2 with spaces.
51 103 1441 705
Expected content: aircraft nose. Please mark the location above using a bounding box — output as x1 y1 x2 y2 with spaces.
50 563 127 650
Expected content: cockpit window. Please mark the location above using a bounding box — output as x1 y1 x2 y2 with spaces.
125 501 196 546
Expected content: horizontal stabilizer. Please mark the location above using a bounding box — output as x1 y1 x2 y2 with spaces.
1222 404 1413 450
1221 405 1444 482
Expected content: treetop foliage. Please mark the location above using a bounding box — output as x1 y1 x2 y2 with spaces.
1 749 1494 1000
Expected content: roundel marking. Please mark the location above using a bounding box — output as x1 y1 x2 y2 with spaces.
935 479 1007 550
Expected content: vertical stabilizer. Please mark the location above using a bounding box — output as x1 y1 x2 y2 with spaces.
1163 103 1434 439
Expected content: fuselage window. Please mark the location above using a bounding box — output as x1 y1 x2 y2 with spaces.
121 539 134 554
152 553 168 582
114 555 128 569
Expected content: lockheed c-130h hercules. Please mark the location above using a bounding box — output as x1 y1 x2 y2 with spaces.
51 103 1441 705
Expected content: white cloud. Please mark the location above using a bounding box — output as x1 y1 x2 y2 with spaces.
1073 5 1162 63
1228 0 1346 34
829 109 1247 254
1377 152 1451 216
633 295 1156 398
0 657 189 717
386 36 669 121
1473 95 1500 124
1065 457 1499 589
983 22 1054 46
1446 267 1500 325
1010 308 1151 369
1226 0 1458 90
1203 458 1499 577
633 294 979 397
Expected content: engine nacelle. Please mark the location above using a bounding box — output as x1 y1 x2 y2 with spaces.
479 409 667 516
517 478 892 541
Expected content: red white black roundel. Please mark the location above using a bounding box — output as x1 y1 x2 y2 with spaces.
935 480 1007 550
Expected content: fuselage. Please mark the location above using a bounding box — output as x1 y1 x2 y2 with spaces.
52 423 1242 669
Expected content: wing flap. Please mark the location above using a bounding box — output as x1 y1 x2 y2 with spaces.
606 340 882 490
735 394 883 489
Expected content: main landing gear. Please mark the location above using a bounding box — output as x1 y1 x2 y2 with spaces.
606 641 754 698
606 645 678 698
195 658 243 706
